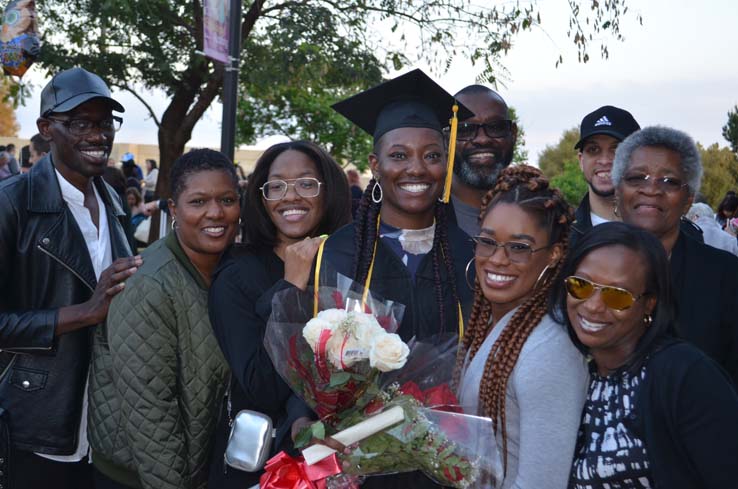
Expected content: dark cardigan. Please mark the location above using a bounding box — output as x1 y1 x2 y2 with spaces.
630 340 738 488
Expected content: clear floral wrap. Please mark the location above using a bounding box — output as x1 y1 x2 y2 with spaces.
263 275 499 488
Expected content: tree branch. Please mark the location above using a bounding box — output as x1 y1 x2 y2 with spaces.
121 85 162 127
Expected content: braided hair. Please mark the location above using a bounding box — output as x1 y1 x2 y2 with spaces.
455 165 573 475
352 177 461 335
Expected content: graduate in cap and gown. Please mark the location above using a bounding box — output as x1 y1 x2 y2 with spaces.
319 69 475 487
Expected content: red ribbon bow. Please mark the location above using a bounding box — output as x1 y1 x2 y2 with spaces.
260 451 342 489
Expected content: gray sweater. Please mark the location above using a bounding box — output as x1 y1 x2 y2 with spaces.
459 309 588 489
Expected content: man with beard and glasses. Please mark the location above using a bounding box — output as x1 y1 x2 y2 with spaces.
448 85 517 237
0 67 141 489
570 106 640 246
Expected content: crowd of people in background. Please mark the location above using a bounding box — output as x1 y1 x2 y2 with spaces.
1 66 737 489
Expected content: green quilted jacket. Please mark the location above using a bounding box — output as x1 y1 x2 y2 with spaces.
88 232 229 489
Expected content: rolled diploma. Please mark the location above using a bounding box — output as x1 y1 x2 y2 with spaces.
302 405 405 465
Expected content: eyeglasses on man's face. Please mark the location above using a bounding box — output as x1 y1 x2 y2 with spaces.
46 116 123 137
564 275 646 311
444 120 513 142
622 172 688 193
260 177 322 201
472 235 549 264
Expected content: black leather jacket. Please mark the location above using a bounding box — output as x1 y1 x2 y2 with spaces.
0 155 131 454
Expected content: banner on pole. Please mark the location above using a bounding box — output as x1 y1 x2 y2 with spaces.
203 0 230 63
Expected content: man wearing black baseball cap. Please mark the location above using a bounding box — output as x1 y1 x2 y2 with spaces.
0 67 140 488
570 105 640 245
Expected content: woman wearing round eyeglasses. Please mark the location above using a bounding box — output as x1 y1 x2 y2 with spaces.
207 141 351 488
612 126 738 386
456 165 588 488
551 221 738 488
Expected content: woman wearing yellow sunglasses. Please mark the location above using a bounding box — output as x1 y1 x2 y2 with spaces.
551 221 738 488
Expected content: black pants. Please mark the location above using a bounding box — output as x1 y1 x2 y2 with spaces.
11 450 94 489
93 467 135 489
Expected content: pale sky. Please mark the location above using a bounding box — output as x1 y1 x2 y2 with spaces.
12 0 738 165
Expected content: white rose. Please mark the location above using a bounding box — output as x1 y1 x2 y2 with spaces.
302 318 335 352
326 330 365 369
369 333 409 372
317 308 348 325
351 312 386 349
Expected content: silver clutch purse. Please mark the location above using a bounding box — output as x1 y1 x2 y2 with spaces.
224 409 274 472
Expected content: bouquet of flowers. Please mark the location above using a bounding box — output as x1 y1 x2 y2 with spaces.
262 276 498 488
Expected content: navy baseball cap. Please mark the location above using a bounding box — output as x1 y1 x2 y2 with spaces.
40 67 125 116
574 105 639 150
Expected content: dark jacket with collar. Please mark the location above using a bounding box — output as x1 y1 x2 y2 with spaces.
570 192 704 248
0 155 131 454
630 340 738 488
669 231 738 386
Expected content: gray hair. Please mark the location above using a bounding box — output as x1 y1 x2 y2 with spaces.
611 126 703 195
686 202 714 221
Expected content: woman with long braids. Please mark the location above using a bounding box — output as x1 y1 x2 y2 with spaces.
457 165 588 488
325 69 474 344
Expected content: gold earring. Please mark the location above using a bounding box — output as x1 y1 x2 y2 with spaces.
534 264 553 291
464 257 476 290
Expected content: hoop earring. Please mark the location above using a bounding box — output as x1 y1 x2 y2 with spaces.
644 314 653 327
171 218 177 231
534 264 552 291
613 201 620 218
371 181 383 204
464 257 476 290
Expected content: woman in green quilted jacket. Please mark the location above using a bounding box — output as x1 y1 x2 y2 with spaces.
87 149 241 489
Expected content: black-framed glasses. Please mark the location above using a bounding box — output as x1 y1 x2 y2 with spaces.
444 120 513 141
47 116 123 136
622 173 688 193
260 177 322 201
471 235 549 264
564 276 646 311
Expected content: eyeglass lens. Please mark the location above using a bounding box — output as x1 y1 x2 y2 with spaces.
262 178 321 200
564 276 637 310
473 236 532 263
623 173 685 192
455 121 512 141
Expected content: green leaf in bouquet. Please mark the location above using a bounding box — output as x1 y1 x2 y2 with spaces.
329 371 351 387
294 424 313 449
311 421 326 440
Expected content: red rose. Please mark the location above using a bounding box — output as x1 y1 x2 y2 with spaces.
423 384 462 413
399 381 424 403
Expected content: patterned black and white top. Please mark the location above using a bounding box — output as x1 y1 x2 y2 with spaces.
569 362 653 488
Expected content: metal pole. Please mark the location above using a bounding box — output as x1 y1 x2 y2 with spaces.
220 0 243 162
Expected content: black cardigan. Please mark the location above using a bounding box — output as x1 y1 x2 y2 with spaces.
630 340 738 488
670 231 738 386
207 246 304 488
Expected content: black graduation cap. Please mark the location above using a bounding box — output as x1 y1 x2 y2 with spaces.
331 68 473 142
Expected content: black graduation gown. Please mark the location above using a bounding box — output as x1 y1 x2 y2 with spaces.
321 221 474 343
670 231 738 386
320 220 474 488
208 246 307 488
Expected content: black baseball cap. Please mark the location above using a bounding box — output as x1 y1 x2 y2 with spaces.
331 68 473 143
574 105 639 150
40 67 124 116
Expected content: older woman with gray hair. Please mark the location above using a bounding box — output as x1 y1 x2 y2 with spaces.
611 126 738 385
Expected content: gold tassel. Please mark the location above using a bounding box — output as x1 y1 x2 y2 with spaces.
442 103 459 203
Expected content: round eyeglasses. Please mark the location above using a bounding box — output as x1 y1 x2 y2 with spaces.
564 275 646 311
472 235 549 264
46 116 123 136
260 177 322 201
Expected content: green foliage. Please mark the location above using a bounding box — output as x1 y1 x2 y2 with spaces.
33 0 641 178
550 160 588 205
698 143 738 208
538 127 580 179
723 105 738 154
508 106 528 164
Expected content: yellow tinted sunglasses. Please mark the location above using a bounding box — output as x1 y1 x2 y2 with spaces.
564 276 646 311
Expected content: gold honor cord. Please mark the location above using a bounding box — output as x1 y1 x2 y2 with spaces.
441 103 459 204
313 216 464 341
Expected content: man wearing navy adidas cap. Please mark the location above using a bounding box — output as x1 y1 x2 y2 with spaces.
570 105 640 245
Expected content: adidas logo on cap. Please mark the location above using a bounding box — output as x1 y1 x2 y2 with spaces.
594 116 612 127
